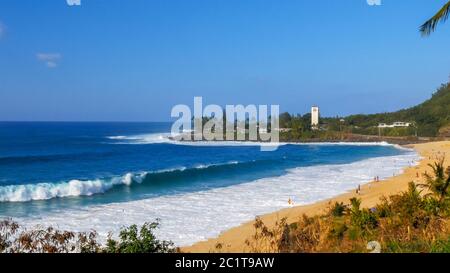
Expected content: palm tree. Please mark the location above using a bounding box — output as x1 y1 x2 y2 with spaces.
420 1 450 36
420 158 450 204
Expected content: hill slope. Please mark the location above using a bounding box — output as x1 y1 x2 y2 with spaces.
344 83 450 137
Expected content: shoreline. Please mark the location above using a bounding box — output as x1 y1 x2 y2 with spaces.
171 132 441 146
182 140 450 253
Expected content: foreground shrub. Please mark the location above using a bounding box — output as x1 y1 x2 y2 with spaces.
330 202 346 217
244 217 288 253
104 221 175 253
0 219 174 253
0 219 100 253
420 158 450 215
349 197 378 231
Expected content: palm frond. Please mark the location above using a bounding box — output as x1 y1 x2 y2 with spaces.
420 1 450 36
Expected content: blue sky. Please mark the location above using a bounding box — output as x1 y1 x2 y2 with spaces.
0 0 449 121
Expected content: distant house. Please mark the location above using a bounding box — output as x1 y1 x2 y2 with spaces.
378 122 412 128
393 122 412 127
258 127 291 133
275 128 292 133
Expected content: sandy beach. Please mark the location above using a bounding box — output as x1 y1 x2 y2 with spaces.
182 141 450 253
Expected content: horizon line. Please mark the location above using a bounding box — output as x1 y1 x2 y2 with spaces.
0 120 173 123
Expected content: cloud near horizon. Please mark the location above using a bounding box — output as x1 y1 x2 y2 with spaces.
36 53 62 68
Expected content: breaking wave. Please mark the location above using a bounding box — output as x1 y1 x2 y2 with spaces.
0 161 246 202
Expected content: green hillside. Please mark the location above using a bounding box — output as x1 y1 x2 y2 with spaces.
278 83 450 140
344 83 450 137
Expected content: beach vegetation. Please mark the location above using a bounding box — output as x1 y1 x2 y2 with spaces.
330 202 346 217
420 158 450 210
0 219 100 253
245 160 450 253
0 219 175 253
104 221 175 253
244 217 289 253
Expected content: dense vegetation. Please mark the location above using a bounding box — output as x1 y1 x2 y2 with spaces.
243 159 450 253
344 83 450 137
279 83 450 139
0 219 175 253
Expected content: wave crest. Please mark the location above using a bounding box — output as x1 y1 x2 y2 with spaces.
0 173 147 203
0 161 245 202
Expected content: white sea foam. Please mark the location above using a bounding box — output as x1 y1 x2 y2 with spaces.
0 172 149 202
107 133 401 149
14 149 419 247
107 136 127 140
108 133 175 144
109 133 282 147
0 162 246 202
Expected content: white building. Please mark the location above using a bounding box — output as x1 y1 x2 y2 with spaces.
378 122 411 128
311 106 319 129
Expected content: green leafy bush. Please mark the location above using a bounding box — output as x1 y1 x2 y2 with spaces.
104 221 175 253
330 202 346 217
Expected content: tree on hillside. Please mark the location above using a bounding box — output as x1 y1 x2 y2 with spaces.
279 112 292 128
420 1 450 36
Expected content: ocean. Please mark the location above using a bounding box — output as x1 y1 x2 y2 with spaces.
0 122 419 246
